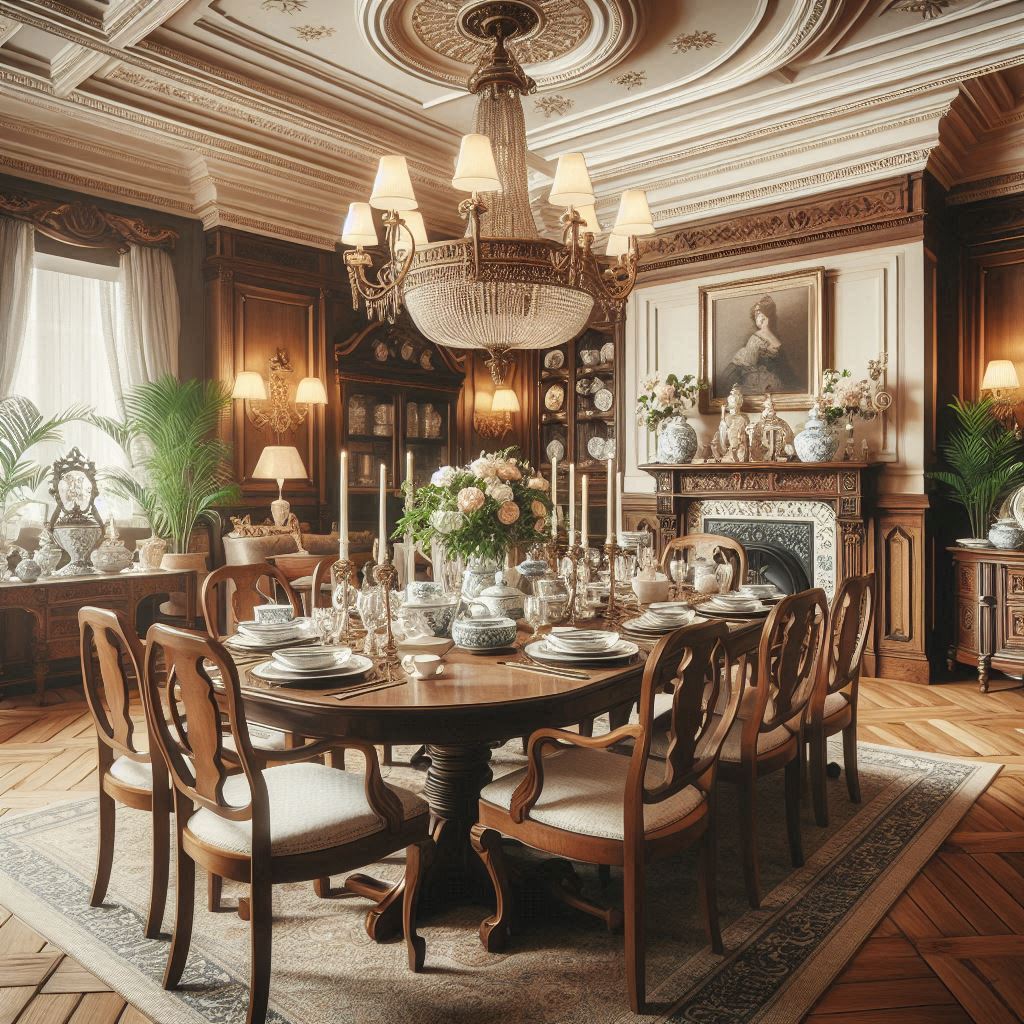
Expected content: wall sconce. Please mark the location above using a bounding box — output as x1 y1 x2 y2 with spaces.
231 349 327 439
981 359 1022 434
473 385 520 439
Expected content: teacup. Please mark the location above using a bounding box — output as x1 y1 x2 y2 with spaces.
401 653 445 679
254 603 295 624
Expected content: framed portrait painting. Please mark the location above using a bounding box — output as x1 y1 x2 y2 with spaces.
698 268 827 412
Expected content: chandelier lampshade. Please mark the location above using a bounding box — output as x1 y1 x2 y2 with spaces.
340 0 648 358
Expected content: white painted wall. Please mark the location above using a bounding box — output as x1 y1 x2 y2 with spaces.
623 241 926 496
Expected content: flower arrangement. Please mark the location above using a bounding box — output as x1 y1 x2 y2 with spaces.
395 447 551 563
816 356 891 425
636 373 708 431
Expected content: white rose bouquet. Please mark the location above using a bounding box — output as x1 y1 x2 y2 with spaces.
396 447 551 563
636 373 707 431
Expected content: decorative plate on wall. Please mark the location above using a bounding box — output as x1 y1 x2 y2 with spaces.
544 349 565 370
544 383 565 412
593 388 614 412
600 341 614 363
546 438 565 463
587 435 607 460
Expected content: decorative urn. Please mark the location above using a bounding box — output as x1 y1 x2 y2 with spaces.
91 523 133 574
477 570 525 620
988 517 1024 550
656 416 698 464
451 603 518 651
793 404 839 463
48 449 105 576
14 553 41 583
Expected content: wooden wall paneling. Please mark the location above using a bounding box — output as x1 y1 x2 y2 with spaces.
875 493 931 683
460 349 535 464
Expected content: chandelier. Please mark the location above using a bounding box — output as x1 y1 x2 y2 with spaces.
340 0 653 384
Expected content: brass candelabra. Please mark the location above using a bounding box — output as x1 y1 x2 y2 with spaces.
331 557 359 645
562 542 587 625
373 557 401 669
603 540 626 627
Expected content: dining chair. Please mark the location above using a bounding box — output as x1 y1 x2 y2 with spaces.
142 623 433 1024
716 587 828 909
806 573 875 827
201 562 304 638
661 533 748 591
79 607 169 940
309 555 336 610
471 618 744 1013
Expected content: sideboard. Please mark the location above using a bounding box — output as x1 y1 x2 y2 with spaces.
0 570 197 703
948 546 1024 692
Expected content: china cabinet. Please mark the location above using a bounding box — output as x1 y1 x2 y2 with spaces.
335 319 464 555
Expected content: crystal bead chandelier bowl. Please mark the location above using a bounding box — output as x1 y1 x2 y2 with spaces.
341 0 652 383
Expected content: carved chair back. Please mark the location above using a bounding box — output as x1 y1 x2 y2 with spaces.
79 606 147 767
661 533 748 591
201 562 303 637
310 557 335 610
625 619 755 841
814 573 875 715
142 623 268 845
741 588 828 757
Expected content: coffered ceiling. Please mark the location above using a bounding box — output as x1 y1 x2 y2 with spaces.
0 0 1022 250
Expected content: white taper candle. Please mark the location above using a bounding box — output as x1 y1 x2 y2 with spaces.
581 474 589 550
568 462 576 547
550 456 558 539
605 458 614 543
339 450 349 559
377 462 387 563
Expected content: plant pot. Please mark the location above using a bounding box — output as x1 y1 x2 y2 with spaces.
159 551 209 618
138 535 168 571
656 416 698 464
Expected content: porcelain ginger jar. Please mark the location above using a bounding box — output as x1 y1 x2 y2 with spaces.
793 404 839 463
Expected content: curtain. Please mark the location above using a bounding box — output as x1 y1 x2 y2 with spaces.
118 243 180 387
0 217 34 398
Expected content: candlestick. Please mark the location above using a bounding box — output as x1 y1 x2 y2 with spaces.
330 557 358 644
603 539 624 626
339 451 349 559
562 541 586 625
550 456 558 539
605 458 614 544
581 473 589 550
373 557 401 669
568 462 576 547
377 462 387 563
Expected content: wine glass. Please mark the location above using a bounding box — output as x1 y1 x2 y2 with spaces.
669 556 687 599
311 607 341 646
523 595 546 642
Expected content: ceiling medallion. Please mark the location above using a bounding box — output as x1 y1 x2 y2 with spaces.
359 0 643 91
341 0 652 383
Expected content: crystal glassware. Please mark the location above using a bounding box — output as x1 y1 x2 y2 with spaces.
311 607 341 645
523 595 546 641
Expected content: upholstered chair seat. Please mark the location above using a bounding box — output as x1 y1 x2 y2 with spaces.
813 690 850 722
481 747 704 842
222 723 289 754
108 755 154 791
187 762 427 858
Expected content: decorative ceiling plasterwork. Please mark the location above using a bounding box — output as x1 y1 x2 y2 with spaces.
358 0 644 90
0 0 1021 252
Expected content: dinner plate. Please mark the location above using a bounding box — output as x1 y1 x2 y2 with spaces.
249 653 374 685
544 349 565 370
544 384 565 412
593 388 614 412
546 438 565 463
225 633 315 653
601 341 615 363
587 435 608 460
526 639 639 664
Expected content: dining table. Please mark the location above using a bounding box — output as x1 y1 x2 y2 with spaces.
229 615 764 940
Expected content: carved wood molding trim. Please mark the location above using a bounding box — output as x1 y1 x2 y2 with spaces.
0 190 178 252
638 175 923 272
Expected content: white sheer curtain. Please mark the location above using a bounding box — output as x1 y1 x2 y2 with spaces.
0 217 34 398
118 243 179 386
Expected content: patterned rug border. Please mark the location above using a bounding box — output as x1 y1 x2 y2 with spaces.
0 742 1001 1024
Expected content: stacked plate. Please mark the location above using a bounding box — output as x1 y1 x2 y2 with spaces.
526 627 639 665
226 617 313 652
701 593 769 618
251 645 374 686
740 583 781 602
622 603 696 639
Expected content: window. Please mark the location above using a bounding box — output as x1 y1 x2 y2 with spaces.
11 253 131 516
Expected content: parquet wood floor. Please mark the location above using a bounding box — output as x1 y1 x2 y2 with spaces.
0 676 1020 1024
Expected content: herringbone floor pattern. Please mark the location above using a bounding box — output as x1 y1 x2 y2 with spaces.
0 676 1020 1024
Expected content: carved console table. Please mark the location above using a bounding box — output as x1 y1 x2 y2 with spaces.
948 546 1024 693
0 569 197 704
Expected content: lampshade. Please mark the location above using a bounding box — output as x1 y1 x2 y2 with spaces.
295 377 328 404
253 445 307 482
982 359 1020 390
370 155 418 211
452 133 501 193
400 210 429 249
341 202 378 247
231 371 267 400
606 232 629 258
578 204 601 233
549 153 594 208
612 188 655 236
491 387 521 414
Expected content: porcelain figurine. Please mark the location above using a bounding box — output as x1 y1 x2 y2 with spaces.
34 529 62 578
720 385 749 459
750 392 794 462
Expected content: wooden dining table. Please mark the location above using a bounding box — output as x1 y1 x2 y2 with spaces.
233 630 647 937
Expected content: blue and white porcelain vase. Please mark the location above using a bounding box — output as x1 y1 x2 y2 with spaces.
793 405 839 463
656 416 698 464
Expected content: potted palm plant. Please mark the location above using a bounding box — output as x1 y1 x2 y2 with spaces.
0 396 87 577
931 397 1024 546
95 376 240 611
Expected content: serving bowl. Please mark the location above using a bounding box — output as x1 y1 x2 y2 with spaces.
272 645 352 671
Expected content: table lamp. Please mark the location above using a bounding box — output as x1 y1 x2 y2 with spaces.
253 445 307 527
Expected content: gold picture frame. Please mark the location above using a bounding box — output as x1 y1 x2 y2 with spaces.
698 267 827 412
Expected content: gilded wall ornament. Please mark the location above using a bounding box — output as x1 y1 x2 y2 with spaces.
534 94 574 118
293 25 336 41
670 30 717 54
612 69 646 91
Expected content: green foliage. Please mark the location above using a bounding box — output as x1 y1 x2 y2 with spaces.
636 373 707 431
94 376 240 553
930 396 1024 538
0 396 88 529
395 448 551 563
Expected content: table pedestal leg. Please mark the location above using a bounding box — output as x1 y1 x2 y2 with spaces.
342 742 494 942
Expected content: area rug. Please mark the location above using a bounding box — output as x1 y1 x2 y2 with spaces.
0 739 998 1024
